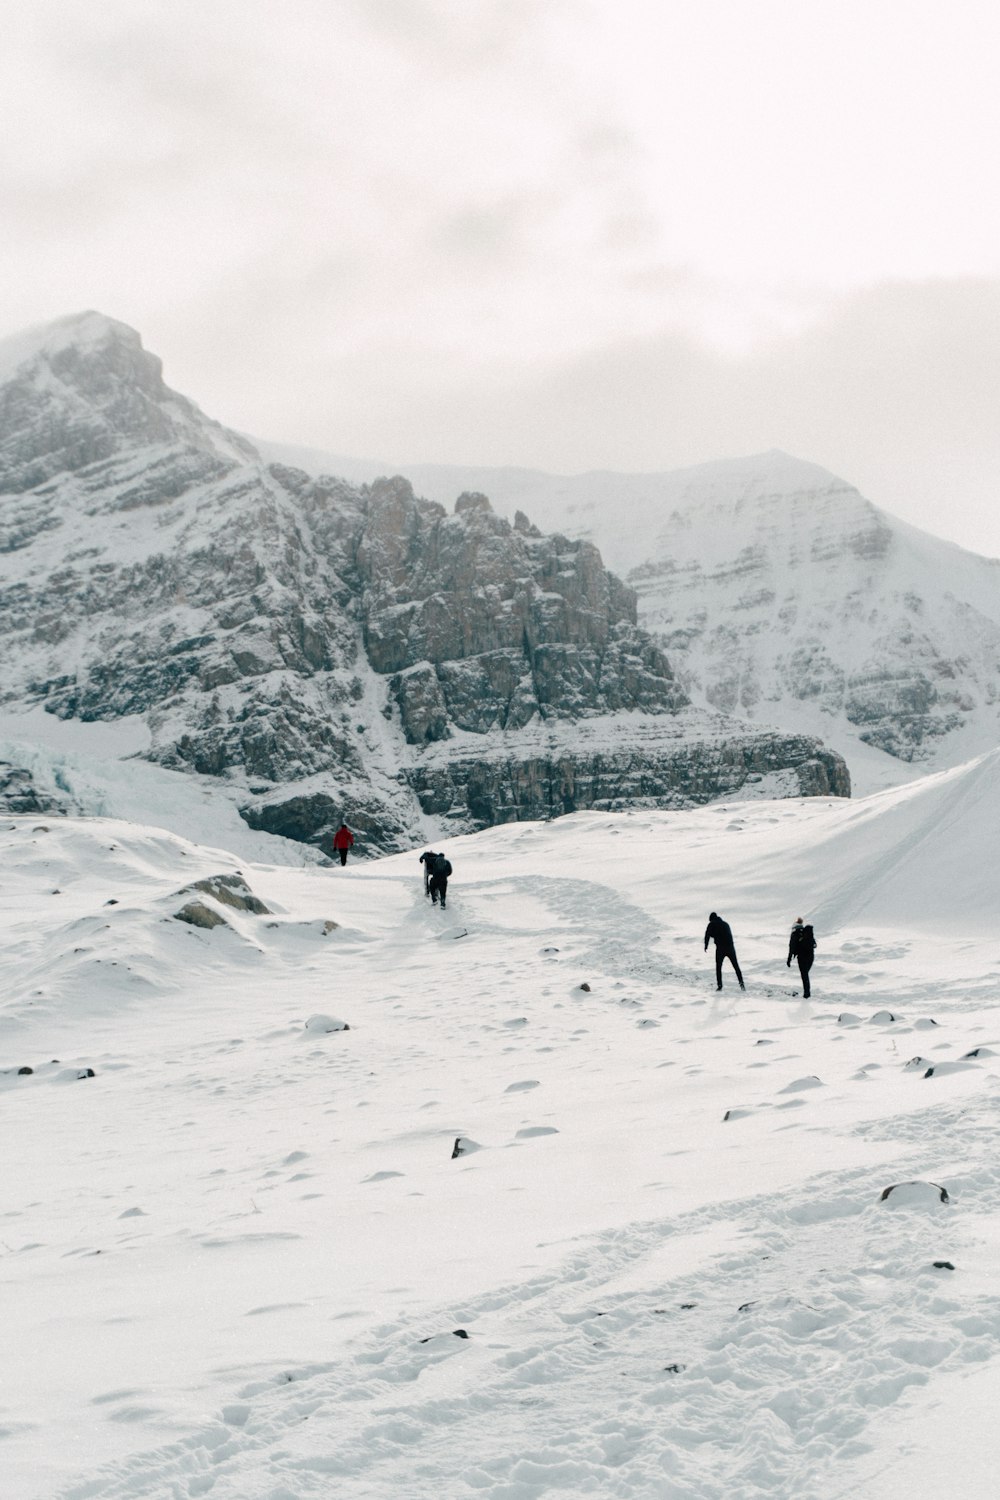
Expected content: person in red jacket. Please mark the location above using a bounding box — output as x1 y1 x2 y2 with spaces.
332 823 354 866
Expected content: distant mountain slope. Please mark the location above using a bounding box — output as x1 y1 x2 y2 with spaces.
0 315 848 846
279 448 1000 791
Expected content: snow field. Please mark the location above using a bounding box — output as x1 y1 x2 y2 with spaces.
3 753 1000 1497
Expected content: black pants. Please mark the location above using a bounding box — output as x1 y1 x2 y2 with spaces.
338 848 348 866
429 874 448 907
797 951 813 998
715 945 744 990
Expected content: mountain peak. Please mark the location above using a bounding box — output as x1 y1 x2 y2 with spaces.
0 312 256 491
0 310 143 384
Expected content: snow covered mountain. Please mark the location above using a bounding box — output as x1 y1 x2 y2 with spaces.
279 450 1000 794
0 314 848 849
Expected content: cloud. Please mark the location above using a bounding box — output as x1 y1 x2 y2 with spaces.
189 275 999 556
1 3 998 555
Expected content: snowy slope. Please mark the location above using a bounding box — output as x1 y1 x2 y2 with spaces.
275 447 1000 794
4 752 1000 1498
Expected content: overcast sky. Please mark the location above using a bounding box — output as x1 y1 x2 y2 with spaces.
3 0 1000 554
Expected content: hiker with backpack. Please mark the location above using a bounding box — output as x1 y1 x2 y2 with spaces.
704 911 745 991
787 918 816 998
332 823 354 866
427 852 452 909
418 850 440 898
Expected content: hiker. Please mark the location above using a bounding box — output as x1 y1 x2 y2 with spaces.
332 823 354 867
787 918 816 998
418 850 440 898
427 851 452 909
704 911 745 991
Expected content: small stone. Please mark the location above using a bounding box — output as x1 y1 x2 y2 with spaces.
451 1136 483 1159
304 1014 349 1033
879 1180 950 1205
187 873 271 915
452 1328 469 1339
932 1260 956 1270
77 1068 96 1079
17 1066 33 1076
662 1363 686 1373
579 982 591 992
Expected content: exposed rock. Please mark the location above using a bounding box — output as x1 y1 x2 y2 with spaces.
187 872 270 914
0 765 70 815
17 1065 33 1075
174 901 228 930
451 1136 483 1159
923 1061 976 1079
304 1014 349 1033
407 728 849 834
879 1181 950 1205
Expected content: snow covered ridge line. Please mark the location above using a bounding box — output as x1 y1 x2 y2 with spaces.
0 312 850 853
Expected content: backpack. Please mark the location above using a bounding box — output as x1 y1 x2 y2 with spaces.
799 924 815 952
432 855 452 878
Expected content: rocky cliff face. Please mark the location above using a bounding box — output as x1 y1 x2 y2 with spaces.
349 452 1000 791
0 315 850 845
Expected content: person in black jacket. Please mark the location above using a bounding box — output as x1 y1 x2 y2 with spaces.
787 918 816 998
418 850 440 898
704 912 745 991
427 852 452 909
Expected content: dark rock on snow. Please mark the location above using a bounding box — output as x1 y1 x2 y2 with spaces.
173 901 228 930
879 1181 950 1205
